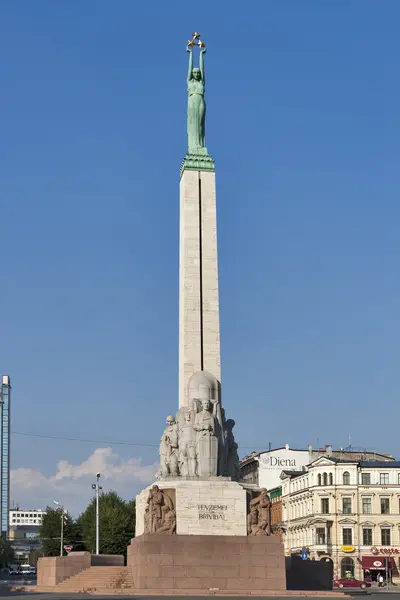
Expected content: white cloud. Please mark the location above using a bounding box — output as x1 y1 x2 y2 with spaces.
10 448 157 515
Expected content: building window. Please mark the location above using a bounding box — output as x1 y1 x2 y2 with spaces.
329 473 333 485
381 528 391 545
380 498 390 514
361 473 371 485
342 497 352 514
341 557 355 578
380 473 389 485
323 473 328 486
343 471 350 485
321 498 329 514
342 528 353 545
363 528 373 546
318 474 322 486
362 497 372 514
342 527 353 546
316 527 326 545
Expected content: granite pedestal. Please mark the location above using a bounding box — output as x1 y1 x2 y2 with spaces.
127 533 286 592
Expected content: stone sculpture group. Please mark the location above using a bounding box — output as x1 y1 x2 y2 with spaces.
144 485 176 535
157 371 240 480
247 488 272 536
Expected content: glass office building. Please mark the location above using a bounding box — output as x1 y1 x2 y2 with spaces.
0 376 10 538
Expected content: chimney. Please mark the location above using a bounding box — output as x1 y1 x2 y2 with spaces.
308 444 313 461
325 444 332 457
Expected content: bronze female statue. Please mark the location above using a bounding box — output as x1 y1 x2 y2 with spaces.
186 44 206 153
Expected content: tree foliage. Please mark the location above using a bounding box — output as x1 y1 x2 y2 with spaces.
39 506 75 557
0 537 15 567
78 491 135 557
28 548 43 567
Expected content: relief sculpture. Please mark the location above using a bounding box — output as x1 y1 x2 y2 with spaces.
247 489 271 536
144 485 176 535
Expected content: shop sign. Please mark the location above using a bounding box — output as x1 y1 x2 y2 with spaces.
371 546 399 555
341 545 355 553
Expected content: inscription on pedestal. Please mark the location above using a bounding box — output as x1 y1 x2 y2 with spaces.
198 504 227 521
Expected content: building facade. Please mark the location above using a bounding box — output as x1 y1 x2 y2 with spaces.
281 456 400 582
240 444 394 491
270 486 283 537
0 376 11 538
9 509 45 563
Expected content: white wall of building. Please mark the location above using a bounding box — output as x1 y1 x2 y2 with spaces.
258 446 311 490
9 509 45 527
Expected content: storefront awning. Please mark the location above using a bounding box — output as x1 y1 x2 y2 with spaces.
362 556 395 570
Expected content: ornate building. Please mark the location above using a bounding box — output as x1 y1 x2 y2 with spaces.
281 456 400 582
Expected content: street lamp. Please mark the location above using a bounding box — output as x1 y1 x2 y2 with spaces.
91 473 102 555
53 501 67 557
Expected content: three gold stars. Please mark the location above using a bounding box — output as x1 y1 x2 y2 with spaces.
187 32 206 49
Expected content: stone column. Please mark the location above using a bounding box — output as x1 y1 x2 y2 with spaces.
179 168 221 409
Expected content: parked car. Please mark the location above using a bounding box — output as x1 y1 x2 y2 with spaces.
20 564 32 575
7 567 18 576
333 577 371 589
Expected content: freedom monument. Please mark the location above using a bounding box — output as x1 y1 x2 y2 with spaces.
35 33 286 595
128 33 286 593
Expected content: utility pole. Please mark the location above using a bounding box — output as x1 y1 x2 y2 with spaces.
91 473 102 554
60 509 64 556
53 501 66 556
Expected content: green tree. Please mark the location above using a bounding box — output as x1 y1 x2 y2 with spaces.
0 537 15 567
127 498 136 538
78 491 135 557
29 548 43 567
39 506 75 557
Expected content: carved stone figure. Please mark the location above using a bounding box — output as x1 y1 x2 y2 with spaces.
247 504 263 536
144 505 151 534
157 508 176 534
147 485 164 533
186 44 207 154
248 489 271 536
159 415 179 477
178 409 197 476
224 418 240 479
193 393 219 477
145 485 176 535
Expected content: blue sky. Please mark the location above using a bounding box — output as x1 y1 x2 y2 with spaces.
1 0 399 512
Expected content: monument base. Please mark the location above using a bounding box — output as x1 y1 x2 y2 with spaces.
127 534 286 592
136 478 247 536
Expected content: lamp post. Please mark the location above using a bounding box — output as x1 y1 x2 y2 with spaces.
91 473 102 555
53 501 66 557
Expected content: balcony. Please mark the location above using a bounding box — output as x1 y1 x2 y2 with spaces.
313 538 333 554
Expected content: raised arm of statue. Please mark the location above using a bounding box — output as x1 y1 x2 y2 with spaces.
200 48 206 87
212 399 223 428
187 47 193 83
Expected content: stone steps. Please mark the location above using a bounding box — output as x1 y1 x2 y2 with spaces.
16 586 347 596
56 566 134 591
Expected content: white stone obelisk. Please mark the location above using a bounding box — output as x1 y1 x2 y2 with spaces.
178 167 221 409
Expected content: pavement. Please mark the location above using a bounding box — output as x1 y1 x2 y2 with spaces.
0 591 398 599
0 595 396 600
